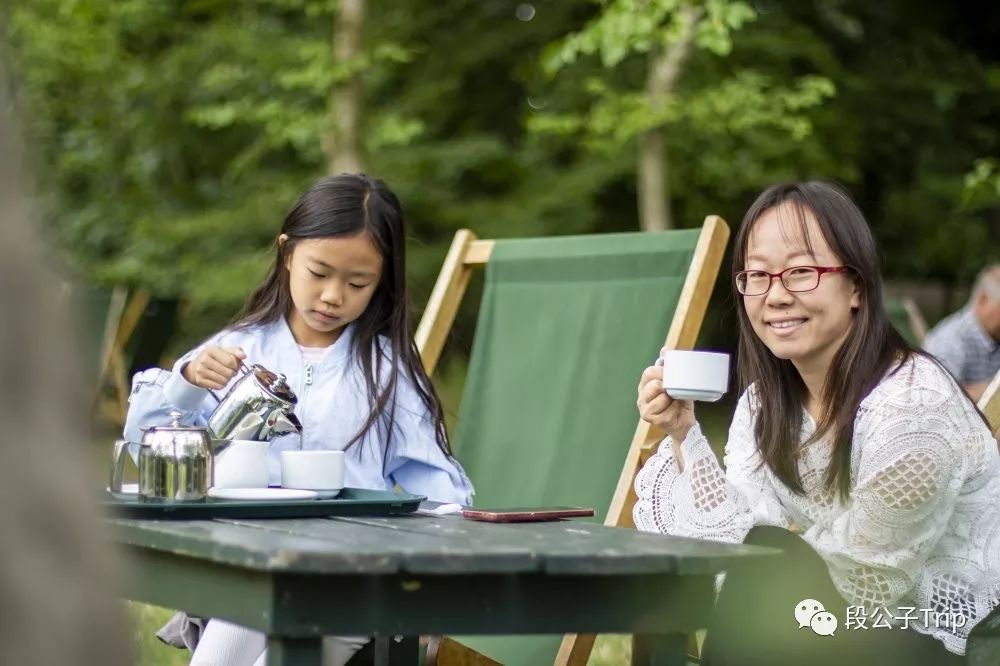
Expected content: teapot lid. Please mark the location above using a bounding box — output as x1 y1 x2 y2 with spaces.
249 364 297 404
144 410 210 433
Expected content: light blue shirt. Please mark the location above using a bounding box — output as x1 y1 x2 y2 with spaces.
924 307 1000 386
124 318 473 505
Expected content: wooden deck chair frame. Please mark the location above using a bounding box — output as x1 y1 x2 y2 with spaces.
95 287 152 425
977 369 1000 442
416 217 730 666
899 295 929 344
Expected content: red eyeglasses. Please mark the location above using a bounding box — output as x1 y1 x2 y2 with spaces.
735 266 852 296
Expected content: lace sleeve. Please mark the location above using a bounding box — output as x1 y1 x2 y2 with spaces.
633 388 790 542
802 375 974 609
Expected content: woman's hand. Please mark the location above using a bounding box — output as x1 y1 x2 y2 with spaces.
637 364 696 441
637 352 697 471
181 346 246 390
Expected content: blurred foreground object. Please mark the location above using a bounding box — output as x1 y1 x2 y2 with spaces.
0 57 130 665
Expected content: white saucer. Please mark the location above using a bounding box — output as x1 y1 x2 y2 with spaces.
307 489 343 499
208 487 317 501
665 388 724 402
281 485 343 498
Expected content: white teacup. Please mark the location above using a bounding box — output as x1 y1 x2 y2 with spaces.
213 440 269 489
659 350 730 402
281 450 345 491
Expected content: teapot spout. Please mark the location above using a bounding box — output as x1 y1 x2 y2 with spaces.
210 412 266 444
267 410 302 437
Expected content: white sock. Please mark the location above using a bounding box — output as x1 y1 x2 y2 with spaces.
253 635 368 666
191 619 367 666
190 619 265 666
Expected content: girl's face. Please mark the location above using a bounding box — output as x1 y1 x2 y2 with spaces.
743 203 859 375
282 233 384 347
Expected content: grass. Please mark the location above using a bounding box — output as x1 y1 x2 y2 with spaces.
126 607 635 665
126 612 684 664
121 359 733 665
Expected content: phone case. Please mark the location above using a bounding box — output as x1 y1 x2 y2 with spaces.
461 506 595 523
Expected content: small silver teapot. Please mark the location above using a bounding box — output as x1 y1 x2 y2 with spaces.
109 410 214 502
207 363 302 450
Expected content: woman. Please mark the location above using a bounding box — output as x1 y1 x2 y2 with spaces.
634 181 999 665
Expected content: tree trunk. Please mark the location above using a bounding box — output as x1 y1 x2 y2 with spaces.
637 5 702 231
638 121 671 232
326 0 365 175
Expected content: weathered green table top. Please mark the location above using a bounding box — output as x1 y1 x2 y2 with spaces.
110 513 774 576
111 515 778 665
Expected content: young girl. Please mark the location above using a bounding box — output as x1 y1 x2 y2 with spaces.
634 181 999 665
125 173 473 666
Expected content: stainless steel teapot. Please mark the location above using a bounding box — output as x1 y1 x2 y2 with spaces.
207 363 302 449
108 361 302 499
109 410 214 502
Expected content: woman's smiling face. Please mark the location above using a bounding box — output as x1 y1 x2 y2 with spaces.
743 202 860 374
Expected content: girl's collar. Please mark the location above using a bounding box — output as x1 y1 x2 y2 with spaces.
273 317 354 367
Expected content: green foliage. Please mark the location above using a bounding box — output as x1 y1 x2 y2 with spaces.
542 0 756 72
5 0 999 353
530 0 838 206
6 0 417 299
963 158 1000 210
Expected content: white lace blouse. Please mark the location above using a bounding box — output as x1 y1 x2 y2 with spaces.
634 354 1000 655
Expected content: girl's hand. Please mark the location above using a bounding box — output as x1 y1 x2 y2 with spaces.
637 358 696 443
182 346 247 390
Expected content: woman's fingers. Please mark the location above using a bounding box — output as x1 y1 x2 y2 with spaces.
641 392 670 417
638 377 667 406
638 365 663 389
638 362 691 429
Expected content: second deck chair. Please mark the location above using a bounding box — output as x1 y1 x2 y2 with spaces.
885 295 929 346
977 369 1000 443
966 373 1000 663
63 283 150 424
416 217 730 666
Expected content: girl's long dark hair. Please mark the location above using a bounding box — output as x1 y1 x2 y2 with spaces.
233 174 451 459
732 181 982 501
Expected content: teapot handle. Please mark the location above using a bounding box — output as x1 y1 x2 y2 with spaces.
206 361 250 404
109 439 132 493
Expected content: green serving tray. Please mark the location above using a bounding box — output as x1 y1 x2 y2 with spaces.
102 487 424 520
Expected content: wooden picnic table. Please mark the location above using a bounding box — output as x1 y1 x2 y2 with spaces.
110 512 776 666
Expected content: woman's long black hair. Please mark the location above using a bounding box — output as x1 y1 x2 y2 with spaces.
233 174 451 459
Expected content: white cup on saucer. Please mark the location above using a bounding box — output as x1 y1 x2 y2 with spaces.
659 350 730 402
213 440 270 489
281 450 345 494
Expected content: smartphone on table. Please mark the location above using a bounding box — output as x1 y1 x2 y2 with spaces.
461 506 595 523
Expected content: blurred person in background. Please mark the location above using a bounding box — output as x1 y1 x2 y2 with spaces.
924 264 1000 401
0 55 130 665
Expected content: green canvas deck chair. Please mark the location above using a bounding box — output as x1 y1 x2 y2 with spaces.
885 295 928 346
415 217 730 666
